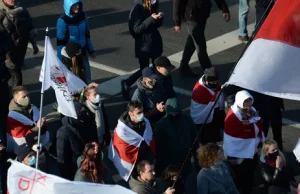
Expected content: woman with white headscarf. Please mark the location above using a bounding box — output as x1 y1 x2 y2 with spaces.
223 90 265 194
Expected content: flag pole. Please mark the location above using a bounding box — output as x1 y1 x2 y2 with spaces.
171 0 275 188
35 27 49 169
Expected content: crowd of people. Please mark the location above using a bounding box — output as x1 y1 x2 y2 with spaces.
0 0 298 193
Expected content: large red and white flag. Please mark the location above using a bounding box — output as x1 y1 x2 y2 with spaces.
108 118 155 181
39 35 86 118
7 160 136 194
226 0 300 100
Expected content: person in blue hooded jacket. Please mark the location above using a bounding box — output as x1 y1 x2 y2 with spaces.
56 0 95 83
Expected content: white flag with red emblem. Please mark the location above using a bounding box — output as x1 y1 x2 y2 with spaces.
39 35 86 118
226 0 300 100
7 160 136 194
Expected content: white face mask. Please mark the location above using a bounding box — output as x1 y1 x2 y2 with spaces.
93 94 100 104
151 0 156 4
136 113 144 122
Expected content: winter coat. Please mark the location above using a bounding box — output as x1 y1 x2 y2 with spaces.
119 112 154 165
129 0 163 58
173 0 229 26
131 77 166 124
0 0 36 60
155 98 198 179
74 155 114 184
83 102 111 146
153 67 176 100
56 0 94 60
197 162 239 194
129 175 167 194
259 155 296 192
56 111 97 165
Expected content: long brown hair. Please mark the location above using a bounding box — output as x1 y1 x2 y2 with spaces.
143 0 159 13
80 142 104 183
71 55 86 83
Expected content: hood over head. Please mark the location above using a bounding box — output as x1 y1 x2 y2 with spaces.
165 98 181 115
234 90 254 108
64 0 83 17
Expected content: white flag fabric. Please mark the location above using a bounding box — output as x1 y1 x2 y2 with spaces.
39 36 86 118
226 0 300 100
7 160 136 194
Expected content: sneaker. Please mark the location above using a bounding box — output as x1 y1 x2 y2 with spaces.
238 35 249 42
121 80 130 101
179 68 199 77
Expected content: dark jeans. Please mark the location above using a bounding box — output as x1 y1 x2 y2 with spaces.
262 110 283 150
231 155 258 194
7 39 28 87
126 57 156 87
180 20 212 71
255 2 273 29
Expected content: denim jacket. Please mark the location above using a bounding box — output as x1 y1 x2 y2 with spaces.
197 162 239 194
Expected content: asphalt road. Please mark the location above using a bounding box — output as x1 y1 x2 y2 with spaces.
12 0 300 192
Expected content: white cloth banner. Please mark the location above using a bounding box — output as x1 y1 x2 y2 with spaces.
39 35 86 118
7 160 136 194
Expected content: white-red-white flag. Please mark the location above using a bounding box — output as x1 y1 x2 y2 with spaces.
108 118 155 181
226 0 300 100
7 160 136 194
39 35 86 118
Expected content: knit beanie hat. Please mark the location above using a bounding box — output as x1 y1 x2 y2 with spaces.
204 67 218 82
66 42 82 58
15 144 32 162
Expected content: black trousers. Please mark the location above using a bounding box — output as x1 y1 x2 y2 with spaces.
125 57 156 87
180 20 212 71
262 109 283 150
230 155 258 194
255 2 274 29
7 39 28 87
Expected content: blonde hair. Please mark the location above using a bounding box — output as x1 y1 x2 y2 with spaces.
143 0 158 13
71 56 86 83
262 139 278 156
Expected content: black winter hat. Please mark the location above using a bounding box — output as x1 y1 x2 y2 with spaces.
15 144 32 162
204 67 218 82
154 56 175 70
66 42 83 58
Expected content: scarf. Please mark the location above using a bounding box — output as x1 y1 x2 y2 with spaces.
85 100 105 144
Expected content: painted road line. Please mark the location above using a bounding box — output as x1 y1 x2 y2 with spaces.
168 23 255 64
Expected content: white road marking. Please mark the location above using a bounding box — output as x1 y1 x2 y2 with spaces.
31 22 300 128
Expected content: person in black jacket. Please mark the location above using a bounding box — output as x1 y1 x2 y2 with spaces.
121 0 163 100
173 0 230 77
0 23 13 194
153 56 176 100
56 102 97 180
0 0 39 87
260 139 297 194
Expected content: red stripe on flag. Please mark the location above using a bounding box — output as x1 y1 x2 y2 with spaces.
255 0 300 48
7 117 32 138
112 131 139 164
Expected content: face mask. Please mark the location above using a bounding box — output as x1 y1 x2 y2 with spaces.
28 156 36 166
136 113 144 122
18 97 30 107
151 0 156 4
93 94 100 104
268 151 279 160
207 83 217 89
162 69 169 76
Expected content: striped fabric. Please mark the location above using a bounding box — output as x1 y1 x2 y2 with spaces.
190 76 224 124
6 105 50 152
108 118 154 181
227 0 300 100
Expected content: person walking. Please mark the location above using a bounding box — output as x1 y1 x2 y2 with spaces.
56 0 95 83
173 0 230 76
238 0 250 42
121 0 164 100
0 0 39 87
